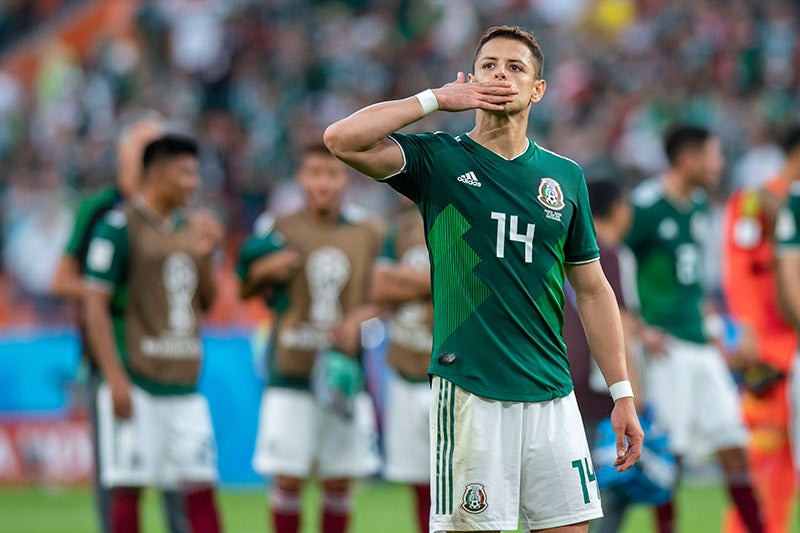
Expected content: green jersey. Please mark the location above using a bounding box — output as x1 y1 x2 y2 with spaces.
385 132 599 402
775 183 800 254
626 179 708 343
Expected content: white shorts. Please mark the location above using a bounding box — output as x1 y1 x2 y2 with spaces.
97 383 217 488
252 387 380 480
430 377 602 532
646 336 748 457
383 374 430 484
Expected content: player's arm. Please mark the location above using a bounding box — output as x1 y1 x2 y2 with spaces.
83 218 133 418
323 73 517 179
50 256 84 300
238 249 301 300
370 263 431 305
85 287 132 418
566 259 643 472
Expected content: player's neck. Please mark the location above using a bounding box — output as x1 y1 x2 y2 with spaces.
306 204 341 224
137 191 174 220
470 112 530 160
661 170 695 203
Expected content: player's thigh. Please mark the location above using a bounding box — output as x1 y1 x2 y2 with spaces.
96 383 160 487
429 377 522 533
252 387 318 478
646 338 696 454
384 374 430 484
519 393 602 532
163 393 218 486
695 343 748 451
532 522 589 533
318 392 381 479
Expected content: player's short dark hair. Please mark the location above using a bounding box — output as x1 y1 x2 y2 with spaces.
663 125 713 166
473 26 544 80
779 125 800 156
142 134 198 172
587 178 624 220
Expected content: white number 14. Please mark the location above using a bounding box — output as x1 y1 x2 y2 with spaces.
491 211 535 263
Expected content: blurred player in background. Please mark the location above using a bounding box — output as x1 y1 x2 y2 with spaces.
49 113 190 533
565 179 664 533
627 125 763 533
237 144 383 533
722 126 800 533
370 196 432 533
84 135 223 533
325 24 642 533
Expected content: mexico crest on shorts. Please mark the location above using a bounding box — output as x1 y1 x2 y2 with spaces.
461 483 488 514
537 177 565 211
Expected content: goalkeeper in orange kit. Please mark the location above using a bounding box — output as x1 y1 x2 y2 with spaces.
721 126 800 533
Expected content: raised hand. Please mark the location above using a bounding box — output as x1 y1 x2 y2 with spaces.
432 72 518 113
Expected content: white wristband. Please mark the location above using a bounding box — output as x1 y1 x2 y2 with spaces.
415 89 439 115
609 380 634 402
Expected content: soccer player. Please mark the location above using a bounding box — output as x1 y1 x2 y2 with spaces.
84 135 223 533
325 25 643 533
237 144 383 533
627 125 764 533
371 196 432 533
50 114 190 533
565 179 663 533
722 126 800 533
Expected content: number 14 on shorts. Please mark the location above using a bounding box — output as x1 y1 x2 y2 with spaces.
571 457 600 504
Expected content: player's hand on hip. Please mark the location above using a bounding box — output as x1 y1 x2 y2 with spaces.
433 72 518 112
610 397 643 472
109 375 134 419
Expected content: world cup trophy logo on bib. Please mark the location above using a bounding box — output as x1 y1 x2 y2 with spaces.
163 251 198 333
537 177 565 211
306 246 351 327
461 483 488 514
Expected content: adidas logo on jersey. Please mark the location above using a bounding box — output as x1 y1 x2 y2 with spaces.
457 171 482 187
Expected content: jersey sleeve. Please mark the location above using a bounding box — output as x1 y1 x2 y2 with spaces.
83 213 130 293
381 133 439 203
776 193 800 254
64 190 110 257
564 174 600 264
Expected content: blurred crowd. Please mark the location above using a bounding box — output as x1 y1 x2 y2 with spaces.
1 0 800 325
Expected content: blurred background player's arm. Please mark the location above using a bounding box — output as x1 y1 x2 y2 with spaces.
239 249 301 299
370 264 430 305
189 208 225 311
84 287 131 419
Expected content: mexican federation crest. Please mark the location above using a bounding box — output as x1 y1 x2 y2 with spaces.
461 483 488 514
537 177 565 211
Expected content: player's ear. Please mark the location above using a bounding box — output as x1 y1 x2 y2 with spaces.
530 79 546 104
467 73 476 83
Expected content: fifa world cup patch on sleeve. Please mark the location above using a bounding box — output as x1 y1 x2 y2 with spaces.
87 238 115 272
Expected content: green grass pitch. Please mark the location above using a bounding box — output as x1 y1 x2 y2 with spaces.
1 481 797 532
